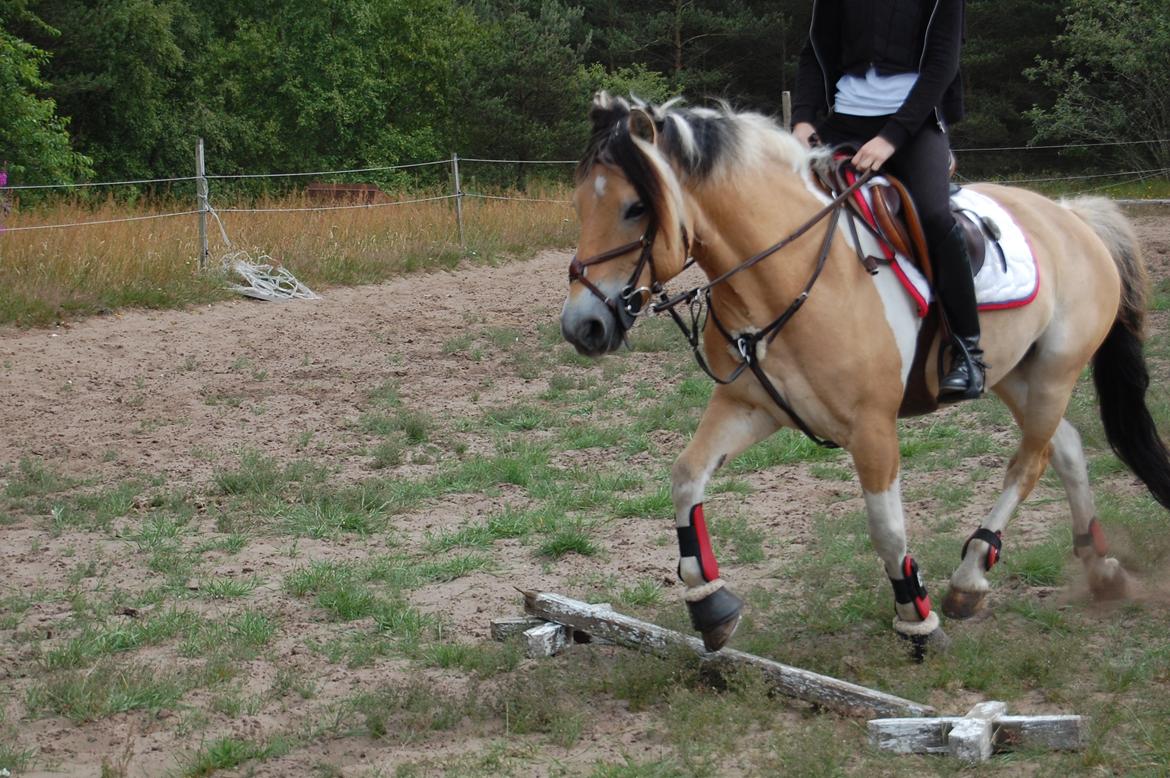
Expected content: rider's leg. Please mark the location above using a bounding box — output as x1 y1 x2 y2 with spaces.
885 123 985 401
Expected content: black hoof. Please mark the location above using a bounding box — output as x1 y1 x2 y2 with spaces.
686 585 743 652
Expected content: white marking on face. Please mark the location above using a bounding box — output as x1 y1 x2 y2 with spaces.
594 174 607 199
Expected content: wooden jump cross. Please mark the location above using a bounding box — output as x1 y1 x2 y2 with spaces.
494 591 1086 763
868 700 1084 763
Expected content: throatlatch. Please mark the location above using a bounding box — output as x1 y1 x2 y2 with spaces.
961 527 1003 571
889 555 932 621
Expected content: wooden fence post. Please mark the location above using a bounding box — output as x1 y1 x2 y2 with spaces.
196 138 210 271
452 153 465 248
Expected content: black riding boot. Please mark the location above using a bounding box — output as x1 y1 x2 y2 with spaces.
934 223 986 402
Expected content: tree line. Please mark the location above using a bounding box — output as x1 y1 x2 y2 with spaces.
2 0 1167 188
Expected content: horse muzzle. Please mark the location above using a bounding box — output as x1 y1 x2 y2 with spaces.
561 283 633 356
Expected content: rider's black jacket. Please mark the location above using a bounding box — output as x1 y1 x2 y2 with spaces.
792 0 966 148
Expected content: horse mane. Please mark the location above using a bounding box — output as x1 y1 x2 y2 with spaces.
578 92 819 190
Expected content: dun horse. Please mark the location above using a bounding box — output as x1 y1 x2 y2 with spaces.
561 93 1170 655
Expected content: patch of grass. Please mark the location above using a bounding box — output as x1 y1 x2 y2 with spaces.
44 609 203 670
4 457 76 499
423 641 522 677
349 681 472 743
278 493 388 538
360 408 432 444
53 481 142 531
26 660 194 723
1005 538 1067 587
369 438 405 469
213 451 323 497
495 662 589 747
618 578 665 607
199 575 260 600
728 430 842 473
179 610 276 660
538 522 600 558
485 403 560 432
712 515 765 564
182 736 291 777
366 380 402 407
612 486 673 519
558 421 625 450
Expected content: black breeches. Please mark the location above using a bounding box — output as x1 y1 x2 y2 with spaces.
817 113 980 337
816 113 955 247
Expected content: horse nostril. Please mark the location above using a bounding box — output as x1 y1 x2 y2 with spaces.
580 317 606 348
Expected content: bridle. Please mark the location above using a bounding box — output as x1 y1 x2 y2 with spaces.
566 164 874 449
567 221 663 329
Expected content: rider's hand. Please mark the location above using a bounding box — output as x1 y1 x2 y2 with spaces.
852 136 897 172
793 122 819 149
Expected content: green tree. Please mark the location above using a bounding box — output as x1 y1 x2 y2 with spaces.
193 0 471 179
0 2 89 183
458 0 593 188
20 0 195 180
1026 0 1170 169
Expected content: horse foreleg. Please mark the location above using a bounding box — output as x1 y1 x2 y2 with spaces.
852 417 949 657
672 390 779 651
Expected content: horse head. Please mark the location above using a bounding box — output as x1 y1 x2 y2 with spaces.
561 93 693 355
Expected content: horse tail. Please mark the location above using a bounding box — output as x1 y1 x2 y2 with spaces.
1066 196 1170 509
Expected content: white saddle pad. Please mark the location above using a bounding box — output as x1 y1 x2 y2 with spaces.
881 185 1038 317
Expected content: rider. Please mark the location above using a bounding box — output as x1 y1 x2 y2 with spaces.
792 0 984 402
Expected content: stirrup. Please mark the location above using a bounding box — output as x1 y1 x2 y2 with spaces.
939 338 986 402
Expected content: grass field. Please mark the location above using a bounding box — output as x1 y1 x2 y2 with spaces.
0 196 1169 774
0 189 577 327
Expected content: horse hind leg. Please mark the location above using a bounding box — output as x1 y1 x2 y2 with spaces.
1049 418 1129 600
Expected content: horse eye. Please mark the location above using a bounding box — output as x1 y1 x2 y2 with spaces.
624 201 647 220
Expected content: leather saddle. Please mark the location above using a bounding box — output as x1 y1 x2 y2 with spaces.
867 178 1003 280
820 149 1005 281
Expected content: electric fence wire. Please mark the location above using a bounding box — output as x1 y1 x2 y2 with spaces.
0 209 202 233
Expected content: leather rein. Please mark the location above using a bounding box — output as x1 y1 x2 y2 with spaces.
567 169 873 449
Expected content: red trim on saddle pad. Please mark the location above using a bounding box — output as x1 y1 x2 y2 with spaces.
690 504 720 582
975 227 1041 312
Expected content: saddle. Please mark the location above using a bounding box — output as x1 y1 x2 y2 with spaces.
870 182 1003 279
819 151 1005 282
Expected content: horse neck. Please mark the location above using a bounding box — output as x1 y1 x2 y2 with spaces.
688 164 830 317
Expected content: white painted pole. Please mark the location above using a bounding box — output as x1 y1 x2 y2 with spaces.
196 138 210 271
782 91 793 131
452 153 465 248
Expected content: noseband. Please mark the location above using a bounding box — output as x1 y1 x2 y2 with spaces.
568 222 663 328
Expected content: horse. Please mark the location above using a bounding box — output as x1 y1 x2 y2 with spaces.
559 92 1170 656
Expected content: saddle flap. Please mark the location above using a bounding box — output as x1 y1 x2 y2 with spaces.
953 210 987 276
871 176 933 286
870 185 913 259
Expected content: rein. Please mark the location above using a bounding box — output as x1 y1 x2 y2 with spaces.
653 171 873 449
567 166 873 450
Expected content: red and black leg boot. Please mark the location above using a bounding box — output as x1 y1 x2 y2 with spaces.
890 555 950 662
677 504 742 651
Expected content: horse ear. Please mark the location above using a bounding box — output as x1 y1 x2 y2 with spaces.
628 108 658 145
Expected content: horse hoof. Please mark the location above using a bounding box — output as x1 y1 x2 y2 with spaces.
894 612 949 662
942 587 989 620
686 582 743 652
1088 557 1130 601
700 612 741 652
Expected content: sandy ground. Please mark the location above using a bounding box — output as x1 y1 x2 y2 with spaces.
1 209 1168 776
